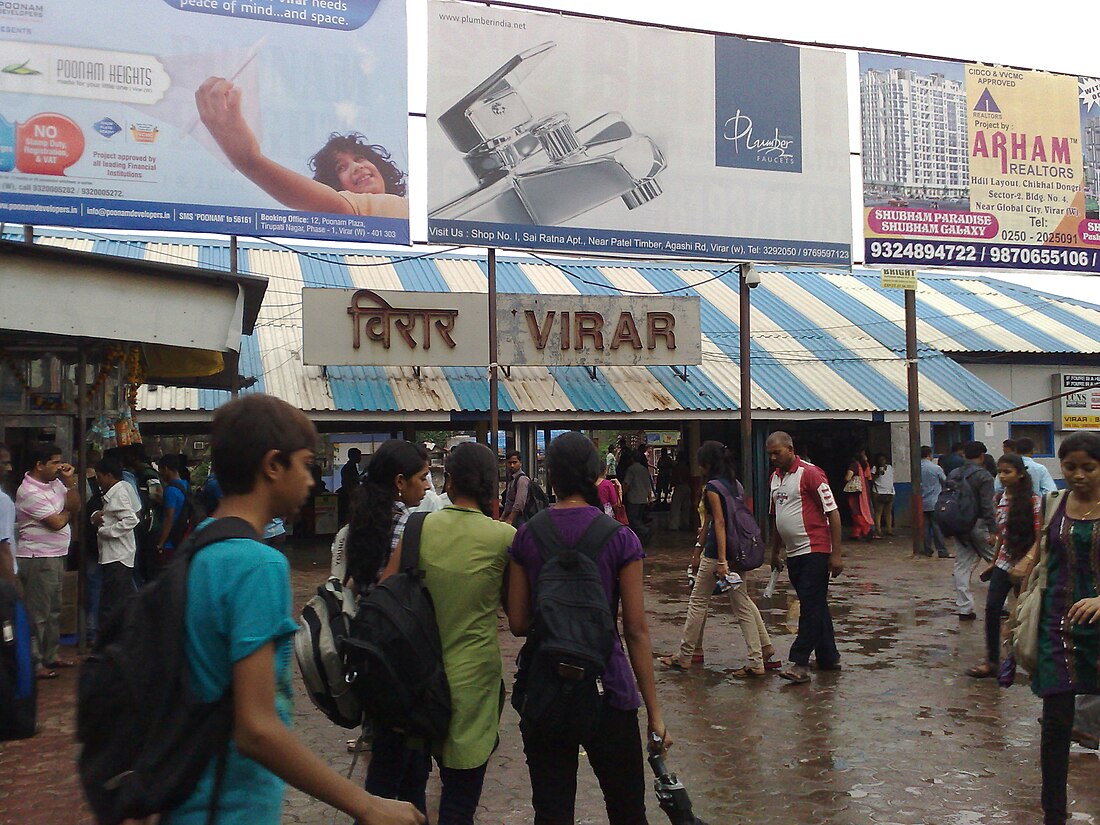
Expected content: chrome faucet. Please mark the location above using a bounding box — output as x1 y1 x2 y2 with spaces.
431 42 666 225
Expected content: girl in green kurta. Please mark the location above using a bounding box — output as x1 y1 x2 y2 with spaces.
379 442 515 825
1030 432 1100 825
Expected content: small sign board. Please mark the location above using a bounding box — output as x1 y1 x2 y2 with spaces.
1054 372 1100 431
879 268 919 290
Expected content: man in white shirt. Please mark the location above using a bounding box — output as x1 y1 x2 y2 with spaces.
91 456 139 628
16 443 80 677
0 443 17 588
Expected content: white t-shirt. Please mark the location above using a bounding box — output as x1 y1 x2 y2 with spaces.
873 464 896 495
0 489 16 574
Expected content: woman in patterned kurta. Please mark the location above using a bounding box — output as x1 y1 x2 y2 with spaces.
1031 432 1100 825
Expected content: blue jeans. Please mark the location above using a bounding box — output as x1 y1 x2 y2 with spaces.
786 552 839 668
923 510 948 556
437 762 489 825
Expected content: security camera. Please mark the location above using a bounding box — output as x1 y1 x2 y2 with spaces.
742 264 761 289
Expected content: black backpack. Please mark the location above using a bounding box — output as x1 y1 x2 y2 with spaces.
77 517 260 825
935 464 981 537
343 511 452 740
0 578 36 741
523 477 550 521
512 510 622 746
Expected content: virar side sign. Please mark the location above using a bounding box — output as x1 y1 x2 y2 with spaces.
302 288 701 368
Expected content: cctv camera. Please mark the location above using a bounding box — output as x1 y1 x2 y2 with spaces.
742 264 761 289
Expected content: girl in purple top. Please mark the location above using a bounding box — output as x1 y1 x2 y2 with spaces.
507 432 671 825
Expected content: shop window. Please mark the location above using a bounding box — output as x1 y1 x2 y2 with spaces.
1009 422 1055 457
931 422 974 455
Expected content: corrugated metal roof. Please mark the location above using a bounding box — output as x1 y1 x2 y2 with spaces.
17 230 1100 418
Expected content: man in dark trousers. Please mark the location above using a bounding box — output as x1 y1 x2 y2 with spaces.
338 448 362 525
950 441 996 620
767 431 844 685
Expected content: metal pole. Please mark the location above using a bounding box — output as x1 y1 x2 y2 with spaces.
905 288 923 557
230 236 240 399
76 350 88 654
488 249 500 517
739 265 753 509
23 225 33 244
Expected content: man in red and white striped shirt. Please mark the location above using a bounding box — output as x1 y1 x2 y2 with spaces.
767 431 843 685
15 443 80 678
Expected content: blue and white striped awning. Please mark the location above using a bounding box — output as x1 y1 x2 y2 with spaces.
13 231 1095 419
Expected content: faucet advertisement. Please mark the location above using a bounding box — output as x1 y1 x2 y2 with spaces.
426 0 852 265
0 0 409 244
861 53 1100 273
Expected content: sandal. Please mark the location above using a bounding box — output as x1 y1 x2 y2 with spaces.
731 666 766 678
35 667 58 680
657 655 690 672
966 662 996 679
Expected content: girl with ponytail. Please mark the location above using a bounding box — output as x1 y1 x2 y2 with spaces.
966 452 1040 679
659 441 780 676
506 431 671 823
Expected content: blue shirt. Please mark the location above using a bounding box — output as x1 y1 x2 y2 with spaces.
921 459 946 510
163 479 191 548
163 521 298 825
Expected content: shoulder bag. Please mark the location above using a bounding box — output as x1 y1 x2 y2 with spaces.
1011 490 1064 675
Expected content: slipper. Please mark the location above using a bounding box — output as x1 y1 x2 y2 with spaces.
45 658 76 668
966 663 996 679
657 655 690 672
777 665 811 684
763 659 782 670
35 667 58 680
731 666 766 678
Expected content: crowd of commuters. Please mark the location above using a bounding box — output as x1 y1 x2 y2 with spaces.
4 414 1098 824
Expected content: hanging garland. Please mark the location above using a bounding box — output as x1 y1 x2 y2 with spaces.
124 344 145 414
0 345 128 412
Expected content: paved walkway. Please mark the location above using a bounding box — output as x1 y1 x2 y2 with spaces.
2 531 1098 824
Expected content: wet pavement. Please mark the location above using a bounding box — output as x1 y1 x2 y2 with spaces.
2 530 1098 824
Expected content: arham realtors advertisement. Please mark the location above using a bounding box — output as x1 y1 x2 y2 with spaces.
0 0 409 243
426 0 852 264
861 53 1100 272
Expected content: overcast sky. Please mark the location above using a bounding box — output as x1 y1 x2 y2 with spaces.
404 1 1100 303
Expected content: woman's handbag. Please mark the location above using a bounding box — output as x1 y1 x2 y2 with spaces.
842 475 863 494
1011 491 1063 674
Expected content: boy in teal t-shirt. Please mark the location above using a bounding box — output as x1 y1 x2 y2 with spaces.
163 394 423 825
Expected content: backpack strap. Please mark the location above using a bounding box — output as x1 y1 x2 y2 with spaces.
398 511 429 574
526 508 621 564
180 516 262 558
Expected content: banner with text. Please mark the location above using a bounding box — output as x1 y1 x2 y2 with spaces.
0 0 409 243
426 0 851 264
302 288 701 367
1055 372 1100 431
861 53 1100 272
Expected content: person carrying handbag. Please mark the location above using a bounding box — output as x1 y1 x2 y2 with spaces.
1021 433 1100 825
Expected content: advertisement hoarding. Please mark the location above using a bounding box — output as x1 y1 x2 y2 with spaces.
0 0 409 243
861 53 1100 272
426 0 851 264
1055 372 1100 430
302 288 701 368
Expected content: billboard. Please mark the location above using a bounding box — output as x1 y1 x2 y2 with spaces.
426 0 851 264
0 0 409 243
1055 372 1100 430
302 288 701 367
861 54 1100 272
